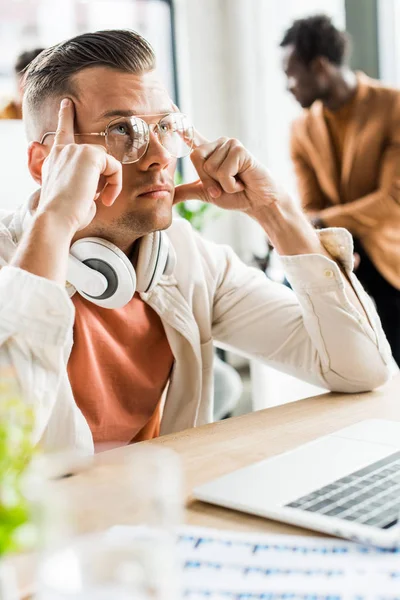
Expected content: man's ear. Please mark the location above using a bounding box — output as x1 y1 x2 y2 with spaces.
312 56 331 76
27 141 49 185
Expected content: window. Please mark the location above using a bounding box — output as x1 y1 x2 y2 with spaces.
0 0 177 101
0 0 178 210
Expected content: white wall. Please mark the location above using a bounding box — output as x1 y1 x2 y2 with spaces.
0 120 36 212
378 0 400 86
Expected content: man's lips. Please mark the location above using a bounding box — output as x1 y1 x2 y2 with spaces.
136 186 172 199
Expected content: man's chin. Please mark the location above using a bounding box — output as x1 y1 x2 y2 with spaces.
118 206 173 236
151 210 173 232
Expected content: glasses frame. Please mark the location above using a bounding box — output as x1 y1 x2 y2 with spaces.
39 112 194 164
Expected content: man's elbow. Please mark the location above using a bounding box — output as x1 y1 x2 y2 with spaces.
321 356 393 394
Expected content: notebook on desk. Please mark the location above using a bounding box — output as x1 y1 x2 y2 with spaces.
193 419 400 548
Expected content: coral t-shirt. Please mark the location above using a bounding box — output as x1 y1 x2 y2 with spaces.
67 292 174 449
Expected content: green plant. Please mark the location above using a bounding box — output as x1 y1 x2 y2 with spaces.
175 201 220 232
174 170 221 232
0 383 34 556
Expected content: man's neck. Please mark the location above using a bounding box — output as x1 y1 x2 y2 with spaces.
322 68 358 112
72 228 141 258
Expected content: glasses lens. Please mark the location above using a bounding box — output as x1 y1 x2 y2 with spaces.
158 113 194 158
106 117 149 163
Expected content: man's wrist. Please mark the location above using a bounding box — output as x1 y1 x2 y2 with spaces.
12 209 76 285
33 208 77 243
250 202 328 257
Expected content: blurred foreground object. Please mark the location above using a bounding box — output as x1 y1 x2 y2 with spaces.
34 446 183 600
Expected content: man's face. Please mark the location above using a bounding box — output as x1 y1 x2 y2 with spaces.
281 45 325 109
42 67 178 249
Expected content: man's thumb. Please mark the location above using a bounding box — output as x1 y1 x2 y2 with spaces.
173 180 205 204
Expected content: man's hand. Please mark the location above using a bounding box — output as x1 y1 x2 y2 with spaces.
174 131 293 216
174 131 323 256
37 98 122 234
174 130 369 321
12 98 122 285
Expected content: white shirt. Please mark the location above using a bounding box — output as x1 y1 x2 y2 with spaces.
0 206 393 453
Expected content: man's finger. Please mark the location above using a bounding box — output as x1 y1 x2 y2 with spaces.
190 149 222 200
54 98 75 146
192 127 210 149
98 154 123 206
174 181 206 204
209 145 245 194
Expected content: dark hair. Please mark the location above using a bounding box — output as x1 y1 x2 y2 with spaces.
24 30 156 112
15 48 45 74
280 15 350 66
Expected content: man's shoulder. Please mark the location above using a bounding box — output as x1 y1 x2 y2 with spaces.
166 217 234 279
358 72 396 92
166 217 215 258
357 72 400 107
291 108 314 139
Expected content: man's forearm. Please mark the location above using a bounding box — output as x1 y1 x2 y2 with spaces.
11 211 75 285
250 202 327 256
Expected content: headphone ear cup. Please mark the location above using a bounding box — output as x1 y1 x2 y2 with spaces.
135 231 171 293
69 238 137 309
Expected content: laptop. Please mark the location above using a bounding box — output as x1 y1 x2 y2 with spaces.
193 419 400 548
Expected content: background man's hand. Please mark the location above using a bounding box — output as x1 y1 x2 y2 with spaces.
36 98 122 234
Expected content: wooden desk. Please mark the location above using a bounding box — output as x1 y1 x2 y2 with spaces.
58 374 400 537
13 374 400 596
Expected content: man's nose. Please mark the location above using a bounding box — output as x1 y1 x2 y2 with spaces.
139 128 172 170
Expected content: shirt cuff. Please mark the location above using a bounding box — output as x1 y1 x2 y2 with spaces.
279 227 354 292
0 266 74 347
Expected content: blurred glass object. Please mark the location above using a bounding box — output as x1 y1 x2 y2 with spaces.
28 446 182 600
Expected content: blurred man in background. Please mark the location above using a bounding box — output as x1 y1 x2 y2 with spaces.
0 48 44 119
281 14 400 366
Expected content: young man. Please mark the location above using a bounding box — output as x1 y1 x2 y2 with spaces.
0 30 392 453
281 15 400 365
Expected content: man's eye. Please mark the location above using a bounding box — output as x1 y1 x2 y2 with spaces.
111 124 129 136
159 123 171 133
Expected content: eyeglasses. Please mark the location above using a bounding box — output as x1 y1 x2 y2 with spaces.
40 113 194 164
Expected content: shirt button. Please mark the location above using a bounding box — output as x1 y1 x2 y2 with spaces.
324 269 334 278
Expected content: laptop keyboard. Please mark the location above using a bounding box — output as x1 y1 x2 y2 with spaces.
286 450 400 529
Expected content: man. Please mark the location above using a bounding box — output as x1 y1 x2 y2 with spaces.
0 48 45 119
0 30 391 453
280 15 400 365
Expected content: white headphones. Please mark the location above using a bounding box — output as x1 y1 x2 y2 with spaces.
22 210 176 309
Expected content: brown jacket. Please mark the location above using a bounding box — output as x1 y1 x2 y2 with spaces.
291 73 400 289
